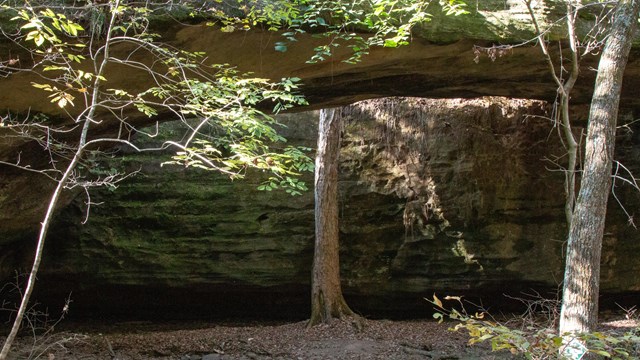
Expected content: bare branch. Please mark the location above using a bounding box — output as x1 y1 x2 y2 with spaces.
611 160 640 229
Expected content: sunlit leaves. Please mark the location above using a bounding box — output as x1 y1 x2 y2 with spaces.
10 1 313 195
50 92 75 108
11 6 94 110
13 8 84 48
211 0 468 64
258 176 310 196
206 0 302 33
155 67 311 194
440 0 469 16
296 0 466 63
134 102 158 117
168 136 314 196
432 293 443 308
201 0 468 63
31 82 75 108
427 294 640 359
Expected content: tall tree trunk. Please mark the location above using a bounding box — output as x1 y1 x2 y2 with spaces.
559 0 640 337
309 108 358 327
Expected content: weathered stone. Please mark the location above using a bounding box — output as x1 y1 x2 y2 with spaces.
1 1 639 116
1 1 640 318
8 97 637 318
2 1 640 245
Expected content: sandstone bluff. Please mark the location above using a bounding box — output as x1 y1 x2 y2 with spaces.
0 1 639 318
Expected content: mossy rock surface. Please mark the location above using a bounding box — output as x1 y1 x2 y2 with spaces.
15 97 638 318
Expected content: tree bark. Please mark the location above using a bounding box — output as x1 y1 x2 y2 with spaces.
308 108 357 327
559 0 640 337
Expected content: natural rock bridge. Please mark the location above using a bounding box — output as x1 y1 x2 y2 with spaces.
1 1 639 318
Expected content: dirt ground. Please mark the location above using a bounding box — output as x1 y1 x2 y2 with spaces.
6 318 518 360
5 315 638 360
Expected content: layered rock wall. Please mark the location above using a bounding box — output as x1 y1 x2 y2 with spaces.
5 97 637 318
3 1 640 244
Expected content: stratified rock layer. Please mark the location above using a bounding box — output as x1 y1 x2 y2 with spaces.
14 97 638 319
3 0 640 249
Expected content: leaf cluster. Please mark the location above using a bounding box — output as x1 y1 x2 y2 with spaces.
205 0 468 64
429 294 640 360
12 7 83 47
3 0 314 195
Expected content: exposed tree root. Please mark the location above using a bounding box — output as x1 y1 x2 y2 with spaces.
308 292 364 330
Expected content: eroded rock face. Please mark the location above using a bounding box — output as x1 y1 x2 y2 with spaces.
3 1 640 250
1 2 640 319
7 97 638 319
1 1 640 116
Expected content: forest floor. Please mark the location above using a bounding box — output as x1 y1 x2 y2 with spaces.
4 315 639 359
7 318 512 360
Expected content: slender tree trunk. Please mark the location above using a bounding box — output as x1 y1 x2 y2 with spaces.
525 0 580 227
0 146 85 360
308 108 358 327
559 0 640 337
0 3 119 357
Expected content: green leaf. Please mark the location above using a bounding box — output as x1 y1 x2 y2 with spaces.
134 103 158 117
274 42 288 52
67 54 85 63
383 38 398 47
21 22 40 30
34 33 45 47
433 312 444 323
43 65 67 71
31 82 53 90
590 350 611 357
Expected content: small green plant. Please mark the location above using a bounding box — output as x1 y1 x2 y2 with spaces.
428 294 640 360
205 0 468 64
